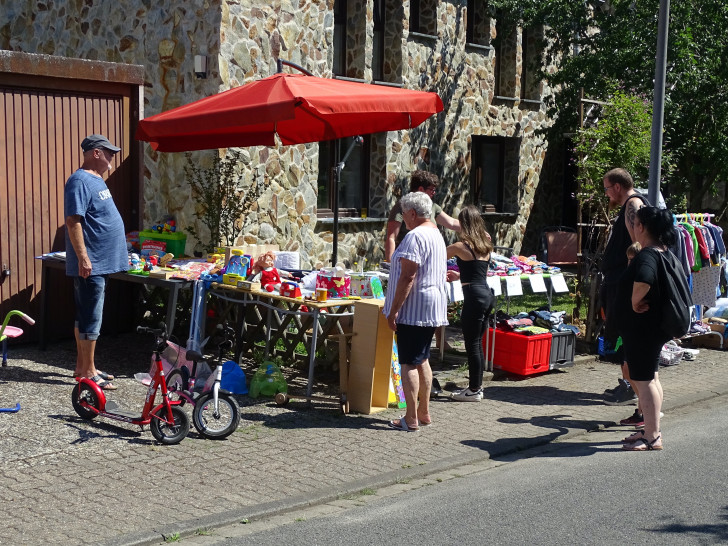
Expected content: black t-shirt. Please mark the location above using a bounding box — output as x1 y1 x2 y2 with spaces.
615 247 662 337
601 193 649 280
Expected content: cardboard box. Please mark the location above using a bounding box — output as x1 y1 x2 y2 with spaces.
348 299 393 414
486 328 552 376
691 318 728 350
217 244 279 264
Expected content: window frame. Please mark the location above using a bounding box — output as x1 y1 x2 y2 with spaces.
317 136 371 219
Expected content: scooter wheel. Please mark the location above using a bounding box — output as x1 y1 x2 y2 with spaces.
71 383 100 420
150 406 190 445
166 368 189 403
192 392 241 440
274 392 290 406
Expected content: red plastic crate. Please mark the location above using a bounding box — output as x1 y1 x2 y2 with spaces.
484 328 552 376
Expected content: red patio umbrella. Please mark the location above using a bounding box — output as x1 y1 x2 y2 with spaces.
136 68 443 264
136 72 443 152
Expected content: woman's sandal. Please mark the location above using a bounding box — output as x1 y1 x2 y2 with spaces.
388 417 419 432
622 435 662 451
622 430 644 443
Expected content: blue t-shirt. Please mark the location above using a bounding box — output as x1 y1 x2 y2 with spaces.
64 169 129 276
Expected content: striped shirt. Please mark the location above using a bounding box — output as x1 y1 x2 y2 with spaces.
383 224 448 327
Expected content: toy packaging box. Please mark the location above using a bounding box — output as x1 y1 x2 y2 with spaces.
349 273 382 297
316 267 350 298
139 230 187 258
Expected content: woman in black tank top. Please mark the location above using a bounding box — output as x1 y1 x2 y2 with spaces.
446 206 495 401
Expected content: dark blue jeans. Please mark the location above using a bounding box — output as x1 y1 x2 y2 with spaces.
461 283 495 391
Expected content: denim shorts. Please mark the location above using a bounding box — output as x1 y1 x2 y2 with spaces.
73 275 107 340
396 324 436 366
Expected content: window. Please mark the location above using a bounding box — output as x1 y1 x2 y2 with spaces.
466 0 493 48
494 9 518 98
471 135 520 212
317 136 371 218
373 0 385 81
333 0 347 76
520 26 544 102
410 0 437 36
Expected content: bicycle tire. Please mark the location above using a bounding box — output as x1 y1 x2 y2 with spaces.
150 405 190 445
192 392 240 439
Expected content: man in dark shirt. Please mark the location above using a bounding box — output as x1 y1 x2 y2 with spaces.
600 168 648 411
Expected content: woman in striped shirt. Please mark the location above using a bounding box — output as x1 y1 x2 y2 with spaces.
384 191 448 432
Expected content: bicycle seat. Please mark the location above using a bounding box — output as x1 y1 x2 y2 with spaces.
186 350 204 362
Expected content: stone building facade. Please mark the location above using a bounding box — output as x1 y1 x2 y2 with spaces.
1 0 559 268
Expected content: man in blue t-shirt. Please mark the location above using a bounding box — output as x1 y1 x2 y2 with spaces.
65 134 129 390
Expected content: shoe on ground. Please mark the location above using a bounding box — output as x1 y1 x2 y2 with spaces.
451 387 483 402
604 377 628 396
620 409 644 427
604 383 637 406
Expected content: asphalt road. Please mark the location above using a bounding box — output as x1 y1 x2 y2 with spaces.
170 394 728 545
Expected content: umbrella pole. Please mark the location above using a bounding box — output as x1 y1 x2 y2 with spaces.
332 136 363 266
276 58 314 76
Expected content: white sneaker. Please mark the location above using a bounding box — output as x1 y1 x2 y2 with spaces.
451 387 482 402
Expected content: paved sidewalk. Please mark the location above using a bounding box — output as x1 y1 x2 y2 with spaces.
1 331 726 545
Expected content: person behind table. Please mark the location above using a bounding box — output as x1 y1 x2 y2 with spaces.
383 192 448 431
384 170 460 262
65 134 129 391
617 207 673 451
600 168 648 410
445 205 495 402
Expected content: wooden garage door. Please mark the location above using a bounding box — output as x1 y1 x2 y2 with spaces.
0 77 138 343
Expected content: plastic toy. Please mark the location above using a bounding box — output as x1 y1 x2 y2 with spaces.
252 251 289 292
279 281 302 298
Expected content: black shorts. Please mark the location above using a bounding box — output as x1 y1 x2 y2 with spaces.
396 324 436 366
622 334 662 381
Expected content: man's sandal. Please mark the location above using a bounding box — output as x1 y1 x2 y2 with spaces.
622 435 662 451
90 374 117 391
388 417 419 432
74 370 115 381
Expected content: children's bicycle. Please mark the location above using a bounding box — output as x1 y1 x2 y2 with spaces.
166 324 241 439
1 310 34 412
71 325 190 445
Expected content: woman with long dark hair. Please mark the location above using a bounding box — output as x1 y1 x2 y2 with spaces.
446 205 494 401
617 206 677 451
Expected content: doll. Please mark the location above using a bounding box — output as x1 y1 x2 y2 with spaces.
252 251 290 292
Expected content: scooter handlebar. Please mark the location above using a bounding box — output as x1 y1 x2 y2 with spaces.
19 313 35 325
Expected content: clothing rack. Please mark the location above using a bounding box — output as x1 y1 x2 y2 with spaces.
674 212 714 222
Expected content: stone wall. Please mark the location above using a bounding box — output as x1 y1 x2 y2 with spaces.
1 0 555 266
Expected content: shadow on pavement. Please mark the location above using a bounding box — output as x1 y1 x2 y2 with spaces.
483 385 610 406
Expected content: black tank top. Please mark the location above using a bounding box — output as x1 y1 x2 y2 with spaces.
601 193 648 279
456 244 490 284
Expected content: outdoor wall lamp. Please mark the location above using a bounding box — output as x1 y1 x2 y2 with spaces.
194 55 208 79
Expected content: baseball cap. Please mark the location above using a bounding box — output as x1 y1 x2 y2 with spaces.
81 134 121 154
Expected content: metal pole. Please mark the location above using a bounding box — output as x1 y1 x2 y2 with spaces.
647 0 670 206
332 136 363 266
276 58 314 76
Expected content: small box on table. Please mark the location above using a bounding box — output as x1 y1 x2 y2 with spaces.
485 328 552 376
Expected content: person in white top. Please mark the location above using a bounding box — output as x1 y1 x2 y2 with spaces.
383 192 448 432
